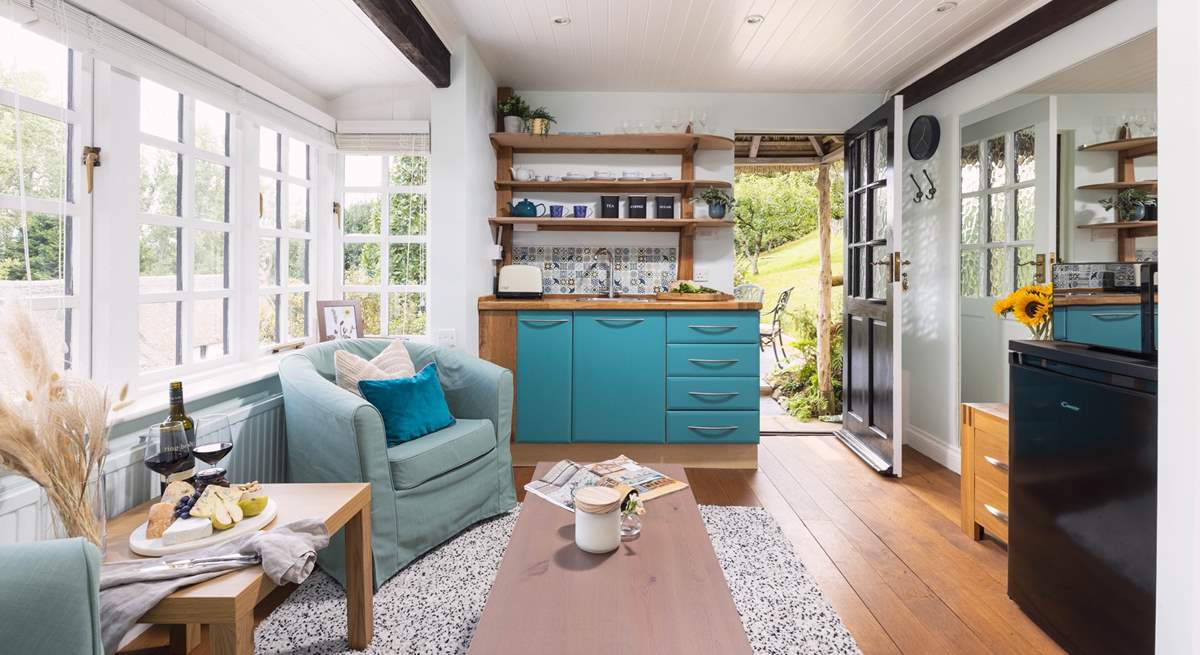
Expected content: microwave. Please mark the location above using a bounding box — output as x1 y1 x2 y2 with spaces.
1051 262 1157 357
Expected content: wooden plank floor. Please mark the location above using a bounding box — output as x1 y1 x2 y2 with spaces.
126 435 1061 655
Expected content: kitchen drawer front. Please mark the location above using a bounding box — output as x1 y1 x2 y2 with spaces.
666 311 758 344
974 479 1009 542
1064 306 1143 351
516 312 573 443
667 411 759 444
973 427 1009 493
667 344 759 377
666 377 759 411
573 311 666 443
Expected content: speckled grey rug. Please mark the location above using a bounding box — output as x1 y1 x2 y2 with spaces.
254 505 860 655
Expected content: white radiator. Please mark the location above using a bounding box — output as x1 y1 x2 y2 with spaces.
0 395 287 545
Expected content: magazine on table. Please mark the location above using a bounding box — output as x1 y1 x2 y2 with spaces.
523 455 688 512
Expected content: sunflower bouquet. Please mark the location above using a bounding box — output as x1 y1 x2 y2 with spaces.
993 284 1054 339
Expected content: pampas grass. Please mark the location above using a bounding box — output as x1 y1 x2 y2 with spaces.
0 304 123 547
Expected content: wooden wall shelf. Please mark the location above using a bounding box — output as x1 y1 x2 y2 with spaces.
490 132 734 154
497 179 730 194
1077 220 1157 238
489 217 733 233
1076 135 1158 261
1078 136 1157 154
1077 180 1157 191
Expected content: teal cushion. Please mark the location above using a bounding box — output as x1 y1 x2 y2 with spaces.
386 418 496 490
359 363 455 446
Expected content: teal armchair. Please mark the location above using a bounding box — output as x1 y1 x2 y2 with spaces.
0 538 103 655
279 339 517 588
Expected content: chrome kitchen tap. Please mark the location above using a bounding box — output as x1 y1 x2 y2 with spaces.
586 248 618 298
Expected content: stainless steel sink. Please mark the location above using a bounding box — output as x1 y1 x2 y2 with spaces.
570 297 654 302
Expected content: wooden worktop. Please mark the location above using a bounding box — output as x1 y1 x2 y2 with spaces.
477 295 762 311
1055 292 1154 306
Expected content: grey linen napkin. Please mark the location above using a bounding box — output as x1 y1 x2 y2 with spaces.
99 519 330 654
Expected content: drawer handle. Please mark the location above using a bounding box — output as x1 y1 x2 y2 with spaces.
1091 312 1139 320
1060 401 1080 412
688 358 739 365
688 425 739 432
596 318 645 325
688 391 739 397
983 455 1009 472
984 504 1009 524
520 319 568 325
689 324 737 331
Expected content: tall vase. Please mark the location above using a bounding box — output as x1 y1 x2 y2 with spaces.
40 469 107 551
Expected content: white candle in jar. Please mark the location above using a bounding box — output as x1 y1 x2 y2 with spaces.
574 486 622 553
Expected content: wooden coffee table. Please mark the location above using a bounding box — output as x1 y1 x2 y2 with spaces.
469 463 751 654
107 483 372 655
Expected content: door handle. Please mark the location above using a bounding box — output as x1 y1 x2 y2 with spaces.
688 358 739 365
1060 401 1080 412
984 504 1009 524
688 391 739 397
520 319 568 325
596 318 644 325
259 191 264 218
687 425 739 431
82 146 101 193
983 455 1009 472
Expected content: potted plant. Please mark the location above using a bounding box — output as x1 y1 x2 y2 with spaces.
527 106 556 136
497 95 530 133
692 187 735 219
1099 188 1152 222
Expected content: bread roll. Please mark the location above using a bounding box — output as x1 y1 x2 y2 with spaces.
161 480 195 507
146 502 175 539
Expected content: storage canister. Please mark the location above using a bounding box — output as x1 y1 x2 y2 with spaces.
573 486 622 553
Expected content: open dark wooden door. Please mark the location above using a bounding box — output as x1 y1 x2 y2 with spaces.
838 97 904 475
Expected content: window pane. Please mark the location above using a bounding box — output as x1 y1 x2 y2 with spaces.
140 78 180 142
194 229 227 290
961 197 981 245
986 136 1006 188
869 247 889 300
988 192 1006 242
961 250 983 298
194 100 228 156
288 239 308 284
258 294 279 346
139 301 179 371
0 108 67 199
390 193 427 236
872 187 888 241
259 127 279 171
345 292 380 335
987 248 1005 296
1016 186 1035 241
193 297 228 361
287 138 308 179
33 307 71 370
287 183 308 230
288 292 308 339
0 210 69 296
1014 126 1035 183
873 127 887 183
259 177 279 228
343 243 380 284
139 224 179 293
344 193 381 234
0 17 69 106
388 293 427 336
1015 245 1035 290
140 145 181 216
195 159 228 222
389 243 426 285
390 154 427 186
960 144 981 194
344 155 382 186
258 237 278 287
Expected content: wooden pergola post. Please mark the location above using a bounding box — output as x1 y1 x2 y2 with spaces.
816 163 833 411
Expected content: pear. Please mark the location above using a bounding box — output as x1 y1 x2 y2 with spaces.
238 496 269 517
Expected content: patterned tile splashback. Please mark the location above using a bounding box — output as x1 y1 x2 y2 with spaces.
511 246 677 294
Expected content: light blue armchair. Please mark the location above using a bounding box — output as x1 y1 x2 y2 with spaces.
279 339 517 588
0 538 103 655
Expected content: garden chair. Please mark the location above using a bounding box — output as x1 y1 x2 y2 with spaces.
733 283 764 304
760 287 793 368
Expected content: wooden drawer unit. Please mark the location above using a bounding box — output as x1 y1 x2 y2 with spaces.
960 402 1010 543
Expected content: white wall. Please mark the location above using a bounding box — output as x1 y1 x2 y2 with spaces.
1155 0 1199 651
330 85 432 121
897 0 1156 471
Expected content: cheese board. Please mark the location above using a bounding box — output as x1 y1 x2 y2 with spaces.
129 497 278 556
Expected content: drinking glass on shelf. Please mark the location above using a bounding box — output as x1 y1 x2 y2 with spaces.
670 109 683 132
193 414 235 483
653 110 664 132
1132 109 1148 137
697 109 709 132
1149 110 1158 136
144 421 193 493
1091 116 1105 142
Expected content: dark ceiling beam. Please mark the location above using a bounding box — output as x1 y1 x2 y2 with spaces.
353 0 451 88
897 0 1120 108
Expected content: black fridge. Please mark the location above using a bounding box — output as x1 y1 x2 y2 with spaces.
1008 340 1156 655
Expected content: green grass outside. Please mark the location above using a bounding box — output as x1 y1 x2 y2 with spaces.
743 230 844 335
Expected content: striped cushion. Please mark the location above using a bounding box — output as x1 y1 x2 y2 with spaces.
334 339 417 397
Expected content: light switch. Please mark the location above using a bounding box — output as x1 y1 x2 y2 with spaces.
435 329 457 348
694 270 710 283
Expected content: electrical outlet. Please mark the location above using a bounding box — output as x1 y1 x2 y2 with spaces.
435 329 457 349
694 270 710 283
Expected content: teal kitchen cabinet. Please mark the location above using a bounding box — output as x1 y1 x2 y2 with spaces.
572 311 666 443
1060 305 1144 352
666 311 759 344
667 377 761 411
666 411 760 444
516 312 573 442
667 344 759 377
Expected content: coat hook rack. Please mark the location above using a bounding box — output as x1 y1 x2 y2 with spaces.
922 168 937 200
909 173 924 203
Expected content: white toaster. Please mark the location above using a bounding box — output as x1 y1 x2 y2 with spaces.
496 264 543 299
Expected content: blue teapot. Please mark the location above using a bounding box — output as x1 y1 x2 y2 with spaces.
507 198 547 217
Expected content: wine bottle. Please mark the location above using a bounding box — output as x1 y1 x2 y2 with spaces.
164 381 196 484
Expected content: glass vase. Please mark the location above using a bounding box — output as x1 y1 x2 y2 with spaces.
40 469 107 552
620 512 642 541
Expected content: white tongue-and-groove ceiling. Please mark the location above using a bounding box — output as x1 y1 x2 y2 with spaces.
425 0 1051 93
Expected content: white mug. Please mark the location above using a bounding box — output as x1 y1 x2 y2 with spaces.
510 166 535 181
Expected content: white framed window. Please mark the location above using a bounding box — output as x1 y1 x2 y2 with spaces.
339 149 428 336
256 127 314 349
135 77 235 378
0 16 90 373
960 125 1037 298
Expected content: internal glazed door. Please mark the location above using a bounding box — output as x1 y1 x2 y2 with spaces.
838 97 905 475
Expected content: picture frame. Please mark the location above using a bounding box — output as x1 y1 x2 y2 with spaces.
317 300 364 342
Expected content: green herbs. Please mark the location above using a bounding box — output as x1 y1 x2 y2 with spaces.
497 94 530 118
692 187 735 207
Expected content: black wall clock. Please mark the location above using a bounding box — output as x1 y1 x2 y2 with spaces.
908 115 940 160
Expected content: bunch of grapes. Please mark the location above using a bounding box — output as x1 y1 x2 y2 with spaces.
174 490 202 519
